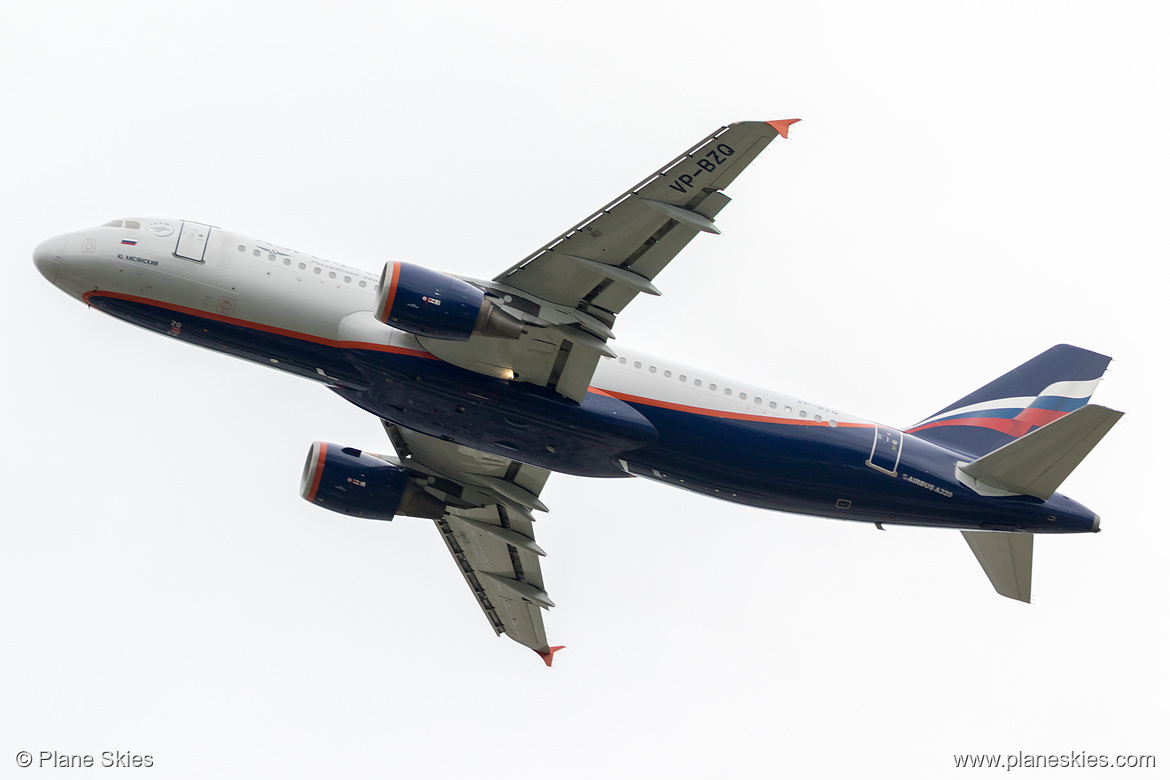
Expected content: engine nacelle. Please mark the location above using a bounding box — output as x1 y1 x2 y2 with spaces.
374 261 523 341
300 442 445 520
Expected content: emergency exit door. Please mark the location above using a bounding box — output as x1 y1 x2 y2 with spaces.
866 427 903 476
175 221 212 262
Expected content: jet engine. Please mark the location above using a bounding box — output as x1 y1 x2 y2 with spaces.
374 261 523 341
300 442 445 520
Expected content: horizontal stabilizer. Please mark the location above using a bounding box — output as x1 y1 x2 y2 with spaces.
962 531 1033 602
958 404 1123 500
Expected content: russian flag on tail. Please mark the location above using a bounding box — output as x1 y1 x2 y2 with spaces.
906 344 1113 459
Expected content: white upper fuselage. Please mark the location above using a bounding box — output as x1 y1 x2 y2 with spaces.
34 218 872 430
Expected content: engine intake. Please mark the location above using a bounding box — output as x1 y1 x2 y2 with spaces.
300 442 445 520
374 261 523 341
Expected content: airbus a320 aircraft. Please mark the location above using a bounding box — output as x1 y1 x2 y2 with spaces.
34 120 1122 665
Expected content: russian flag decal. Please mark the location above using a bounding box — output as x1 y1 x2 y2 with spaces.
121 239 137 246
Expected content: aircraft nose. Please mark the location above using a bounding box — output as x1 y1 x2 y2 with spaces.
33 237 65 284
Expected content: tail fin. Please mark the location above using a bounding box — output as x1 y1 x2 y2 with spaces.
906 344 1112 458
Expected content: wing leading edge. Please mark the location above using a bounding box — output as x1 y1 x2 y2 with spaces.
494 119 800 321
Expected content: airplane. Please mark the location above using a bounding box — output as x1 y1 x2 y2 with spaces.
33 119 1122 666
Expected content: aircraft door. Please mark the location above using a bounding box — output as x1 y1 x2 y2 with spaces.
175 221 212 262
866 426 903 476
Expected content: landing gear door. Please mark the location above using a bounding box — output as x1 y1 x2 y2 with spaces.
866 427 903 476
175 221 212 262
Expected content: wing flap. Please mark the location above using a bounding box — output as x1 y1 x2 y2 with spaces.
384 423 558 658
589 221 702 313
554 345 602 402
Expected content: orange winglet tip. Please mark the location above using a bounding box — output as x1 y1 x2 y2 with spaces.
766 119 801 138
537 646 566 667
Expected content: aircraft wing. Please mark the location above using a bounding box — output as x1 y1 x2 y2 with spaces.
421 120 798 402
381 422 564 665
495 119 799 316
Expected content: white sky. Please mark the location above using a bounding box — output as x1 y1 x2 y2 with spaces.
3 1 1167 777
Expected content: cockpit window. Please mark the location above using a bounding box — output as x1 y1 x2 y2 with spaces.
124 220 140 229
103 219 141 229
103 220 123 227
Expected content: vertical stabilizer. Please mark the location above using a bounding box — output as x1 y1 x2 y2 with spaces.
962 531 1033 602
907 345 1112 458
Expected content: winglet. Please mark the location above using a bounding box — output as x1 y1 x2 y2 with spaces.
766 119 801 138
536 645 566 667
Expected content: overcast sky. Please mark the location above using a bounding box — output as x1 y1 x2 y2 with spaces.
3 1 1167 777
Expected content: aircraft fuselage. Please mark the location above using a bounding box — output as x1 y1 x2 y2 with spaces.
34 219 1100 535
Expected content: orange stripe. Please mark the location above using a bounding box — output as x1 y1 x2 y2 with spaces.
83 290 438 360
306 442 328 502
597 388 869 427
376 261 402 323
85 292 860 428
